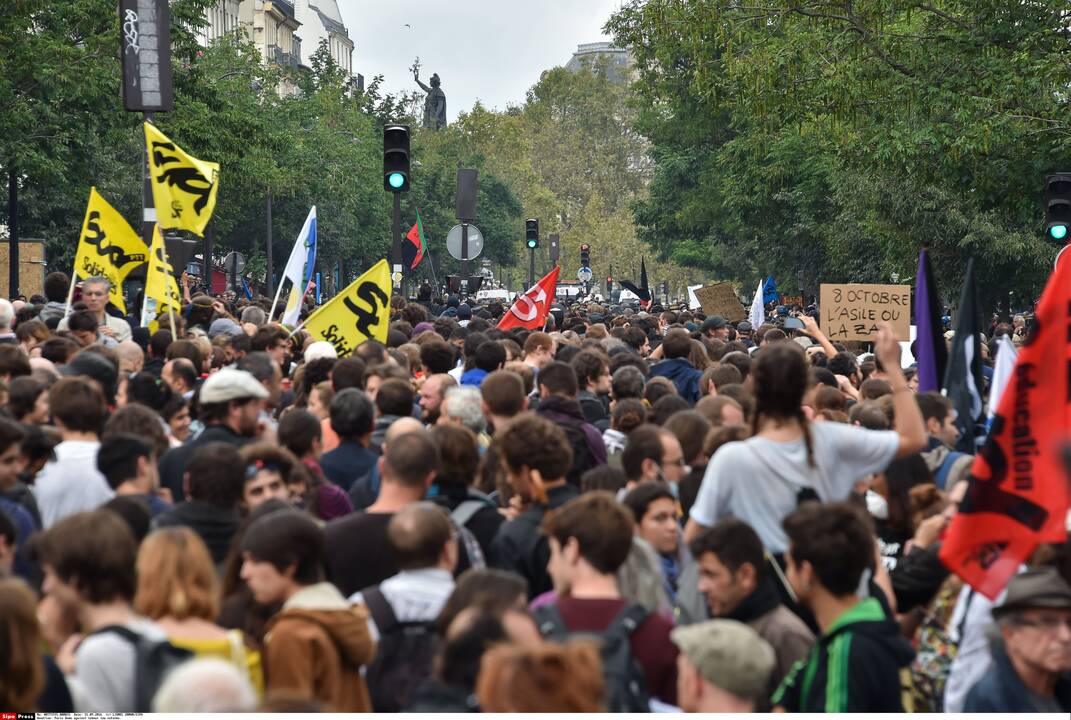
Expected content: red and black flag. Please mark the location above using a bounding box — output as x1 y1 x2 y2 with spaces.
940 253 1071 599
403 208 427 270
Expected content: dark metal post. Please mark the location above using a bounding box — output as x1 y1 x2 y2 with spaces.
391 192 402 292
203 225 213 292
8 169 17 298
461 222 470 282
266 192 273 297
529 247 535 288
140 111 156 317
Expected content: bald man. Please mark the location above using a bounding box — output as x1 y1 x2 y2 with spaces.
348 502 458 644
116 340 145 376
347 416 425 511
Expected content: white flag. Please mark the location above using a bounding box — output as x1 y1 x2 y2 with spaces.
271 207 317 327
749 279 765 329
986 334 1017 430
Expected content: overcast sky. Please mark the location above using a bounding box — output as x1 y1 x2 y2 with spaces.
338 0 627 120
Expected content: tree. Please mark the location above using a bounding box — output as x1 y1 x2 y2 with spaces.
608 0 1068 309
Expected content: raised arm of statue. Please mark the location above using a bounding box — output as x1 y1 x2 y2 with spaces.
414 74 431 94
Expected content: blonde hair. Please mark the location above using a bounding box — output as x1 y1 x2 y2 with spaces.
134 527 219 621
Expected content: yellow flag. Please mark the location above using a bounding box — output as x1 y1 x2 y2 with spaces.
144 122 219 236
74 187 148 314
141 224 183 330
304 260 392 357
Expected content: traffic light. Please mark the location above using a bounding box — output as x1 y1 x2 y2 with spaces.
606 275 613 294
525 219 539 249
1045 173 1071 241
383 124 410 192
580 243 590 267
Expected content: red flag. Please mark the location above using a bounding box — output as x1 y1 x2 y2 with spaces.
498 267 560 330
939 255 1071 599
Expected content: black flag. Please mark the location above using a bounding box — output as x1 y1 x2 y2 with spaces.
620 257 651 302
942 257 985 453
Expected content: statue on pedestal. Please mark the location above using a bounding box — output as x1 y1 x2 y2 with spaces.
415 71 446 131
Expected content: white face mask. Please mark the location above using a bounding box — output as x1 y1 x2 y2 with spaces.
866 490 889 520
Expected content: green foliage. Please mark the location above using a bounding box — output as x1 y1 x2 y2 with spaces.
609 0 1069 308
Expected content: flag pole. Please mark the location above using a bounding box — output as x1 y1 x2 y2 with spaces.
168 308 176 338
268 279 287 322
63 266 78 319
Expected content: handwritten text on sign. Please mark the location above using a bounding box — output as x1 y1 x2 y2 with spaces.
819 283 910 341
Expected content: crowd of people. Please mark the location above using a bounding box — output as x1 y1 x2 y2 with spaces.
0 270 1068 713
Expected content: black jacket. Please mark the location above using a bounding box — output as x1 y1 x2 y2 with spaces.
773 597 914 712
577 390 608 425
489 483 579 598
158 424 251 502
152 500 240 567
321 440 378 492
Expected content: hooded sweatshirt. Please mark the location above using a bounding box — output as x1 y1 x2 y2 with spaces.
772 597 915 712
263 582 376 712
649 357 702 404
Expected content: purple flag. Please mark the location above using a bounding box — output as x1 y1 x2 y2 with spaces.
914 248 948 392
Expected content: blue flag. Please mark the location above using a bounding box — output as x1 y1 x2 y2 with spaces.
763 276 779 304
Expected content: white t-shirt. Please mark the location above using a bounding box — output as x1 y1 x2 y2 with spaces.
33 440 114 528
689 422 899 552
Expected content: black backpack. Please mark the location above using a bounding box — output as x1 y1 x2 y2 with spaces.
556 415 599 485
93 625 193 711
362 585 440 713
532 602 651 713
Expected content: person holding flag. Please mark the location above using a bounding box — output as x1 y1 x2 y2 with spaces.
271 207 317 327
58 187 149 340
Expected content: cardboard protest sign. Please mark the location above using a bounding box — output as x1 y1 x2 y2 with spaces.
819 283 910 341
694 283 747 322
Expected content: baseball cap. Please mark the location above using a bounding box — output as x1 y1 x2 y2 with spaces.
457 303 473 320
701 316 728 332
671 620 776 702
736 321 753 332
208 318 242 339
199 368 269 404
992 566 1071 618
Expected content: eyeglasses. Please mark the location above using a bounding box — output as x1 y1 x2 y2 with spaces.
1013 616 1071 631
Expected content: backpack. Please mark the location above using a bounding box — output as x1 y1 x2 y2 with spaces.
556 415 599 485
362 586 440 713
532 602 651 713
93 625 193 711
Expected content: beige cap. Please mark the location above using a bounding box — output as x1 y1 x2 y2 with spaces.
199 368 269 404
671 619 776 702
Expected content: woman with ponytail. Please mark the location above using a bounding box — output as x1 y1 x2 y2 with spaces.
683 323 926 555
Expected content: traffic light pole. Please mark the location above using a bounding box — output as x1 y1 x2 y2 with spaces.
392 192 403 293
529 247 535 288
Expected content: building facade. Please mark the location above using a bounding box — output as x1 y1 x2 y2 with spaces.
294 0 353 75
566 42 634 85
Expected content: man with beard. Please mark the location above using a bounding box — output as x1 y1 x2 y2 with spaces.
157 368 268 501
419 373 456 424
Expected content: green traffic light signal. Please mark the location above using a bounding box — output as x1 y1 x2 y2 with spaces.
388 172 405 190
526 238 537 249
1050 224 1068 241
